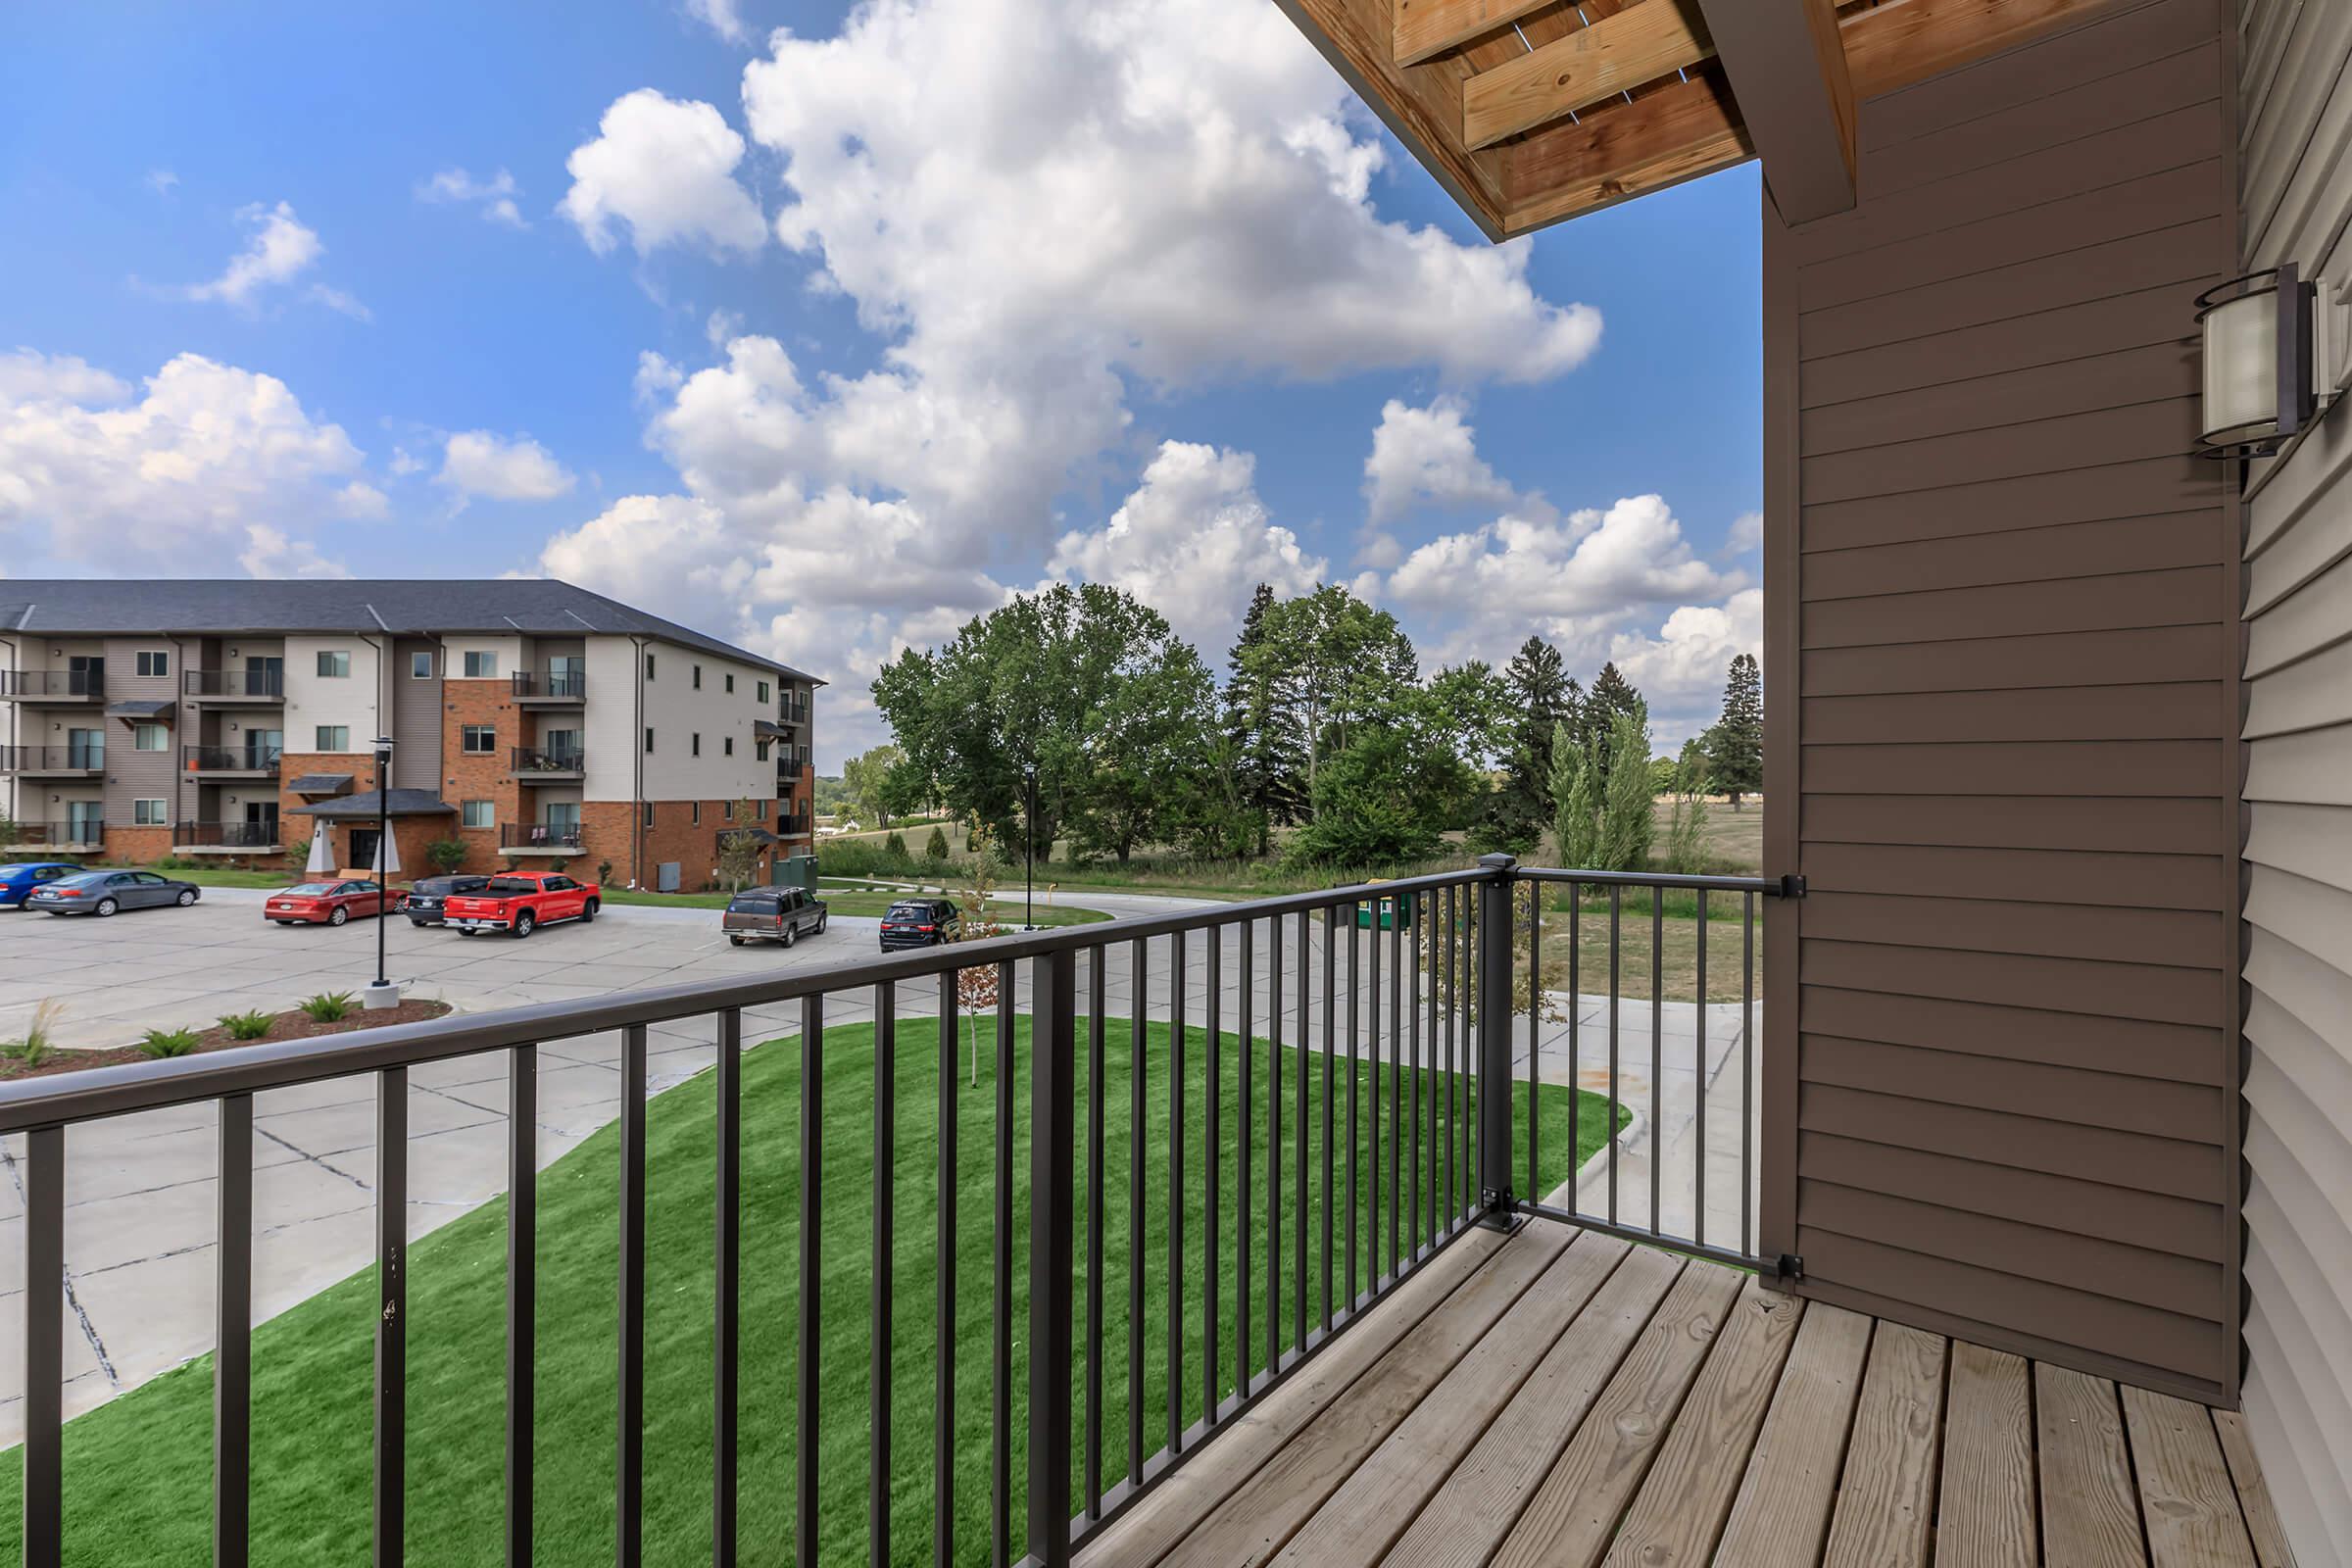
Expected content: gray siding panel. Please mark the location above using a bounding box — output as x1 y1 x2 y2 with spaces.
2237 3 2352 1559
102 636 182 828
391 637 441 791
1767 0 2241 1408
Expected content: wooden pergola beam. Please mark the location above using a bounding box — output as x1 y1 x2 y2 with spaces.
1502 65 1751 233
1694 0 1856 222
1462 0 1716 151
1394 0 1556 69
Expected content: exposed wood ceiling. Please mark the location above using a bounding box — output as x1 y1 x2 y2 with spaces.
1270 0 2131 239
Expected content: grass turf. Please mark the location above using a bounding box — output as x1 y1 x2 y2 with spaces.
0 1016 1615 1566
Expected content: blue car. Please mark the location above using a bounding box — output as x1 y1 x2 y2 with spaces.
0 862 87 907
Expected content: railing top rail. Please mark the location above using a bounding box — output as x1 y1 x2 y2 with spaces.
1515 865 1790 895
0 861 1500 1134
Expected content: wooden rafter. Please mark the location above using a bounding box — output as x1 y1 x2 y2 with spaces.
1394 0 1557 68
1504 66 1750 231
1696 0 1856 221
1462 0 1716 150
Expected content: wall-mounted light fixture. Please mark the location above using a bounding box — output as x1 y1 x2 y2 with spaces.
2196 264 2337 458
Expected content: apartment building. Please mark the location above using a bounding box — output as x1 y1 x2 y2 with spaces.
0 580 820 887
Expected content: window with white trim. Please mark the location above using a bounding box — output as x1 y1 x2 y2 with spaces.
317 650 351 678
462 801 494 829
463 651 498 678
133 799 167 826
132 723 167 752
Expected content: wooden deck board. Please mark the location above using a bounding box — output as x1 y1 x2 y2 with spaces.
1098 1221 2282 1568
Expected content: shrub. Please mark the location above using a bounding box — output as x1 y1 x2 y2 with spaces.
924 825 951 862
138 1027 201 1058
597 859 614 886
285 837 312 871
218 1009 272 1041
300 991 355 1023
819 838 923 880
884 830 907 859
426 839 468 874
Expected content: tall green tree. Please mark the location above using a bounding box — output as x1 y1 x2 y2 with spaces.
1424 660 1513 828
1282 705 1475 867
1580 662 1646 791
1249 584 1419 795
1703 653 1764 810
838 744 906 829
1221 583 1306 853
1475 636 1575 854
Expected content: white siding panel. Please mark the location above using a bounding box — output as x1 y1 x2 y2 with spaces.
2242 800 2352 892
2237 631 2352 736
2243 546 2352 674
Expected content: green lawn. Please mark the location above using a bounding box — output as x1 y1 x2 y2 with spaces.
0 1017 1613 1566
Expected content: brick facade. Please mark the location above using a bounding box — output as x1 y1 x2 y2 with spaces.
101 825 172 865
439 678 519 873
572 798 788 892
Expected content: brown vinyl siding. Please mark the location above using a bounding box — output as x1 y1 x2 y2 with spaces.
1762 0 2241 1406
2231 0 2352 1559
100 637 180 827
391 637 441 791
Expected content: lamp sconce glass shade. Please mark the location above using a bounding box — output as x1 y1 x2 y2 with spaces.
2197 264 2318 458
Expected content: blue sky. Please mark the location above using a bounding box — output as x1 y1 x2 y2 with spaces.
0 0 1761 764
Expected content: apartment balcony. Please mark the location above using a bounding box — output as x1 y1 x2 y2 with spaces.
511 669 587 705
181 744 281 778
500 822 584 853
0 670 103 704
172 820 282 854
510 746 584 780
0 745 105 778
775 808 811 837
774 743 810 777
182 669 285 704
1 820 102 853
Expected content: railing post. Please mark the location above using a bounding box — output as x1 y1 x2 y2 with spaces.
1026 945 1078 1567
1474 854 1520 1229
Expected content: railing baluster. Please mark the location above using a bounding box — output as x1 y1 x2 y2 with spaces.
797 996 823 1568
1026 948 1077 1568
376 1067 407 1568
1203 924 1221 1419
994 969 1015 1568
1367 902 1382 1287
714 1011 739 1568
1408 892 1421 1256
1166 928 1185 1455
617 1024 647 1568
1651 893 1664 1236
23 1124 63 1568
1527 879 1541 1209
1320 903 1336 1330
1568 884 1581 1218
1743 892 1756 1258
1125 940 1146 1483
1292 908 1309 1355
1607 887 1622 1230
1387 900 1401 1276
217 1095 253 1568
508 1049 535 1568
1347 904 1359 1303
871 983 895 1568
1082 956 1103 1523
940 973 961 1562
1695 897 1708 1250
1444 885 1456 1231
1237 918 1254 1393
1475 858 1514 1224
1266 915 1282 1365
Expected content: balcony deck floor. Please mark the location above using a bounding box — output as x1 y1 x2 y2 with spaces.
1076 1217 2291 1568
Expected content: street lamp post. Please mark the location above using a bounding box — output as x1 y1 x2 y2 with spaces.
1022 761 1038 932
364 736 400 1011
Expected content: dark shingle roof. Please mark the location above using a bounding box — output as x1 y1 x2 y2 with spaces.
289 790 454 818
0 579 823 684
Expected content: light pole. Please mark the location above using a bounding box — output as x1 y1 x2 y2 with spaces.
1022 761 1038 932
364 736 399 1010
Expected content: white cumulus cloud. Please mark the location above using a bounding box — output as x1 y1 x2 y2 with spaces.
170 201 365 318
685 0 750 44
560 89 767 258
1363 396 1517 524
417 167 526 228
438 430 577 502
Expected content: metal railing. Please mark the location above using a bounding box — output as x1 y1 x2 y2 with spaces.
182 745 282 773
776 808 812 836
779 691 811 726
0 820 102 849
0 670 103 700
0 745 104 772
510 746 585 774
184 669 284 700
174 820 282 848
775 743 810 773
511 670 587 701
0 856 1785 1565
501 822 584 849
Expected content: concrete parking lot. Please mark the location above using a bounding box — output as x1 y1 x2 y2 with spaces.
0 888 1756 1441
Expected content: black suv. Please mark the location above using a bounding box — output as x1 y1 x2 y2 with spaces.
879 897 960 951
406 873 492 927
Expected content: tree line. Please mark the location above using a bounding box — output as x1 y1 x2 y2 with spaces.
861 580 1762 871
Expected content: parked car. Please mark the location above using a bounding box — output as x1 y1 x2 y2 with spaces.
722 886 828 948
441 869 599 938
403 873 492 927
265 879 400 927
0 861 86 907
878 897 960 951
25 869 200 917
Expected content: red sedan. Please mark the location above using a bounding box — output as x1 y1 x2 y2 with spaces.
265 879 402 927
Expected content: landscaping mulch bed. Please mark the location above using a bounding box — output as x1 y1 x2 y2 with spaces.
0 999 453 1081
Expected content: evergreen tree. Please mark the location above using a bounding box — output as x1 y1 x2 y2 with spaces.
1221 583 1307 852
1581 662 1646 790
1703 653 1764 810
1473 636 1572 854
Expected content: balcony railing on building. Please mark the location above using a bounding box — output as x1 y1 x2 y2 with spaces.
510 747 585 776
774 744 810 775
500 822 585 850
182 745 282 775
0 669 104 701
775 808 811 837
0 819 103 850
511 670 587 703
0 856 1785 1566
174 820 283 850
183 669 285 701
778 691 810 727
0 745 105 775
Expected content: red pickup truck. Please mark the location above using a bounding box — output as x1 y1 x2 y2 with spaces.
441 870 600 938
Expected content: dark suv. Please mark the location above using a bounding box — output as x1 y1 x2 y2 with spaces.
722 886 828 948
879 897 960 951
405 873 492 927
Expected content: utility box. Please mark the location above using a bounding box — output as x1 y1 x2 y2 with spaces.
772 852 817 894
657 860 681 894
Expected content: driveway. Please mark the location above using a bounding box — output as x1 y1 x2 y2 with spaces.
0 888 1757 1440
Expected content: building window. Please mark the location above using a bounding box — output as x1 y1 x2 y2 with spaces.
317 725 350 752
723 800 735 821
756 739 770 762
643 801 655 828
463 651 498 678
411 651 432 679
462 725 495 755
644 727 655 754
758 679 770 705
645 652 657 680
691 732 702 758
692 802 702 825
317 650 352 678
133 799 167 826
132 723 168 752
136 651 170 678
692 663 703 690
724 672 735 694
723 736 735 757
462 801 494 829
757 799 767 820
